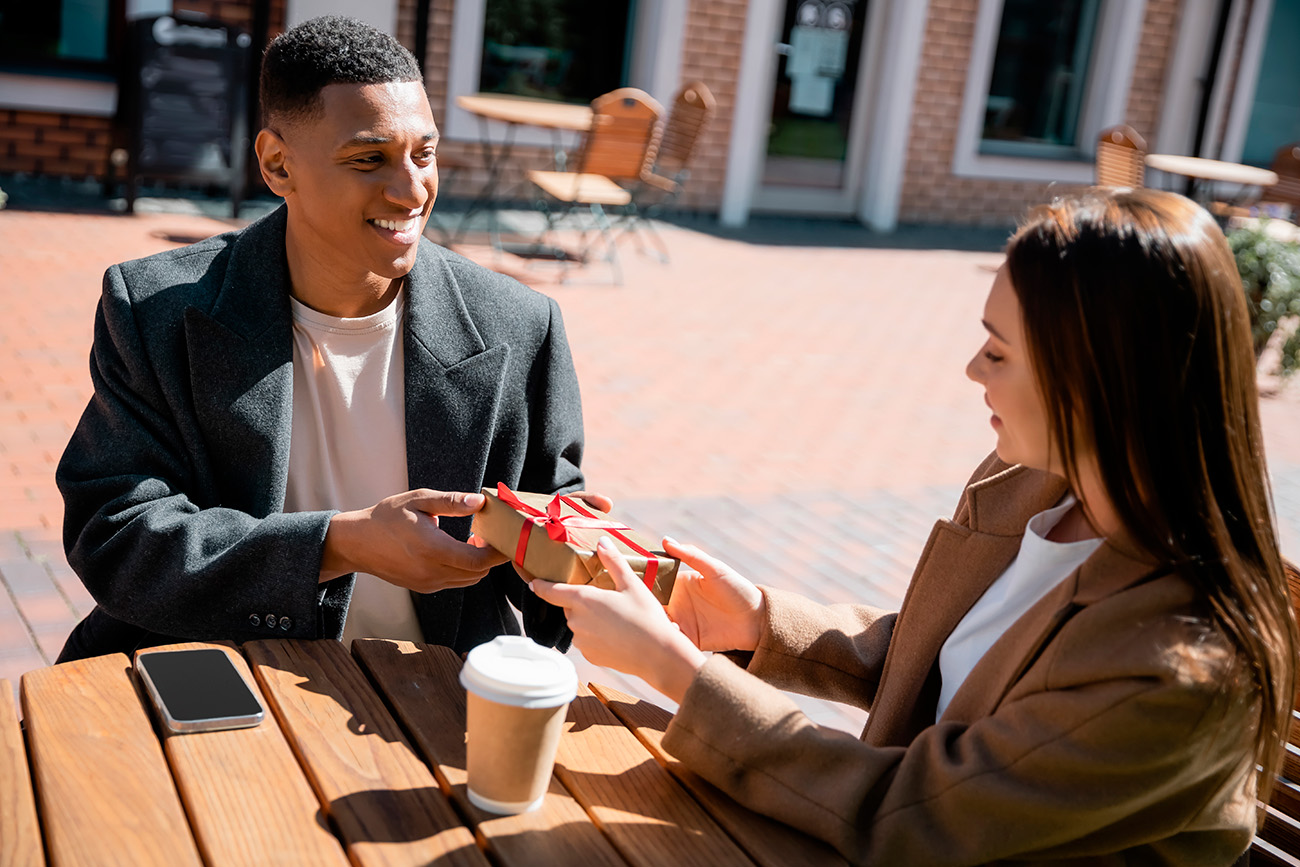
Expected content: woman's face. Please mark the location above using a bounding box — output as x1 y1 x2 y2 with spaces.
966 266 1059 474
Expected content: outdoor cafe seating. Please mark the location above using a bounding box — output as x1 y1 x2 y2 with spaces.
526 87 665 285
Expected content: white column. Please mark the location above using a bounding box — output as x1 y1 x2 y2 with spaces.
1155 0 1223 155
719 0 783 228
857 0 931 232
630 0 688 106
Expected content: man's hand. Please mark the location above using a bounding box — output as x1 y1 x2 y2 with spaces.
321 489 508 592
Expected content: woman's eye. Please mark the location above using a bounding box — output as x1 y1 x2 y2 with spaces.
984 350 1004 363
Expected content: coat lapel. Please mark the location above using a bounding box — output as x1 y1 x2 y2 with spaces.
183 207 294 516
864 463 1068 745
402 241 510 645
401 240 508 504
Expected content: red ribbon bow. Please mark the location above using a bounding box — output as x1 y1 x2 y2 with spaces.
496 483 660 590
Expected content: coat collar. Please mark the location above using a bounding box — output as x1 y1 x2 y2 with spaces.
867 458 1165 740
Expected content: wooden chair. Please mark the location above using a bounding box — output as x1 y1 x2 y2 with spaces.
1252 560 1300 865
621 80 717 262
527 88 664 284
1261 143 1300 219
1095 124 1147 188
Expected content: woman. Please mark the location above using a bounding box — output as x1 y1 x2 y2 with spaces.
530 188 1298 865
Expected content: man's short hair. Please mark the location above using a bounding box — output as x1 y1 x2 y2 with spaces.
260 15 422 128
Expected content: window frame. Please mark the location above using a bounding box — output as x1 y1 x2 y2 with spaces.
442 0 680 147
951 0 1147 183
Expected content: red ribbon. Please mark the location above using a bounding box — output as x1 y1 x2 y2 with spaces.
495 483 660 590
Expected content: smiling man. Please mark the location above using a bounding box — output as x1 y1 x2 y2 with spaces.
55 16 587 661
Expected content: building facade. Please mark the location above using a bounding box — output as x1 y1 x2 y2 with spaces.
2 0 1297 229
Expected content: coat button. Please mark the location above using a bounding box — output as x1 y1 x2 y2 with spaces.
249 614 261 627
266 614 277 628
279 617 292 631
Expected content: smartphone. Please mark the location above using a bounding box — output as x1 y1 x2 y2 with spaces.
135 648 266 734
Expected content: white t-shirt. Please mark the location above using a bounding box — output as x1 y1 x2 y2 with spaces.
283 288 424 647
935 495 1102 721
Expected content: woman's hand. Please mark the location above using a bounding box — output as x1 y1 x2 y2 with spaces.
529 537 706 703
662 537 765 654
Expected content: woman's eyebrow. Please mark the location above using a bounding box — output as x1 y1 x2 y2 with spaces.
981 319 1008 341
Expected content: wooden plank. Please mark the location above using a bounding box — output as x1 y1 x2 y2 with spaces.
1260 801 1300 859
1286 741 1300 787
590 682 848 867
244 639 487 867
1254 834 1300 867
138 643 350 867
352 639 628 867
21 654 203 867
552 682 755 867
1274 777 1300 823
0 678 44 866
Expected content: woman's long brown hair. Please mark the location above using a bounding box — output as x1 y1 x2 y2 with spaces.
1005 187 1298 804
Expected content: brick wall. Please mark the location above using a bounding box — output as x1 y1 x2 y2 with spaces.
0 112 113 179
899 0 1185 227
1126 0 1182 143
674 0 747 211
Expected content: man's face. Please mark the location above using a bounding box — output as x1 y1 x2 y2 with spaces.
269 81 439 290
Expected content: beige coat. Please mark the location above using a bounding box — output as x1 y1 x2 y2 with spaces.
663 455 1259 865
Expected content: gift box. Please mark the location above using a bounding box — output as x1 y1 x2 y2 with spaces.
472 484 679 605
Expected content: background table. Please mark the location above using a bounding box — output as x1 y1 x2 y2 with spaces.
1144 153 1279 206
3 639 844 866
452 93 594 251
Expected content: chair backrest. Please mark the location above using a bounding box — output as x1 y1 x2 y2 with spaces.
577 87 663 182
1268 142 1300 212
1095 124 1147 188
646 81 717 185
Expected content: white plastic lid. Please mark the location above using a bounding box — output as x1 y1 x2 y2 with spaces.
459 636 578 708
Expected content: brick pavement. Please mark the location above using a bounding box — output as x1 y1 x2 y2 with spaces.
5 187 1300 733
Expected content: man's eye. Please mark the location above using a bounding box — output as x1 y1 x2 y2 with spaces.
354 155 383 166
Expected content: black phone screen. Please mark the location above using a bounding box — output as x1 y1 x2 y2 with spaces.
138 648 263 722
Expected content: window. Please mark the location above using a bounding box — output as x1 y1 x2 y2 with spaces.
479 0 635 104
951 0 1145 183
0 0 122 75
980 0 1101 156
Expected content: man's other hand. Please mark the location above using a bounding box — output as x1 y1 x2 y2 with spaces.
321 489 509 592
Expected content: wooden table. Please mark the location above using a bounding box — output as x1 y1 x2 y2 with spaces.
451 93 594 252
3 639 844 866
1144 153 1280 205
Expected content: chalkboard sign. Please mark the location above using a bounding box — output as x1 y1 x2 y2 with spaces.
120 15 252 216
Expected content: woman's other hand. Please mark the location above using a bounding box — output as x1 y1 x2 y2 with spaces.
529 537 706 702
662 537 765 654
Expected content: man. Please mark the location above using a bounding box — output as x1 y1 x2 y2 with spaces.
55 15 586 661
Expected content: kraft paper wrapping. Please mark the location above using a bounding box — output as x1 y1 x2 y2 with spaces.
471 486 679 605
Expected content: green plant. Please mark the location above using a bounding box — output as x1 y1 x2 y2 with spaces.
1228 219 1300 376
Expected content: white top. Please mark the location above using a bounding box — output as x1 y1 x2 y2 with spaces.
935 496 1102 721
283 288 424 647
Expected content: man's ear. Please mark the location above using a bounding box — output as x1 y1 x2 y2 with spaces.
254 128 292 196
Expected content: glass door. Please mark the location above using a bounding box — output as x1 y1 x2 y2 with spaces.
761 0 869 193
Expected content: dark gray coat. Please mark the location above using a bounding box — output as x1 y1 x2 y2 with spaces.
56 206 584 661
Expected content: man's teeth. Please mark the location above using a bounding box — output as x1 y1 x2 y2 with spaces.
372 218 418 232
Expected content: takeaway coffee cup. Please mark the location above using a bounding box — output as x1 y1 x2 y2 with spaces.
459 635 578 814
